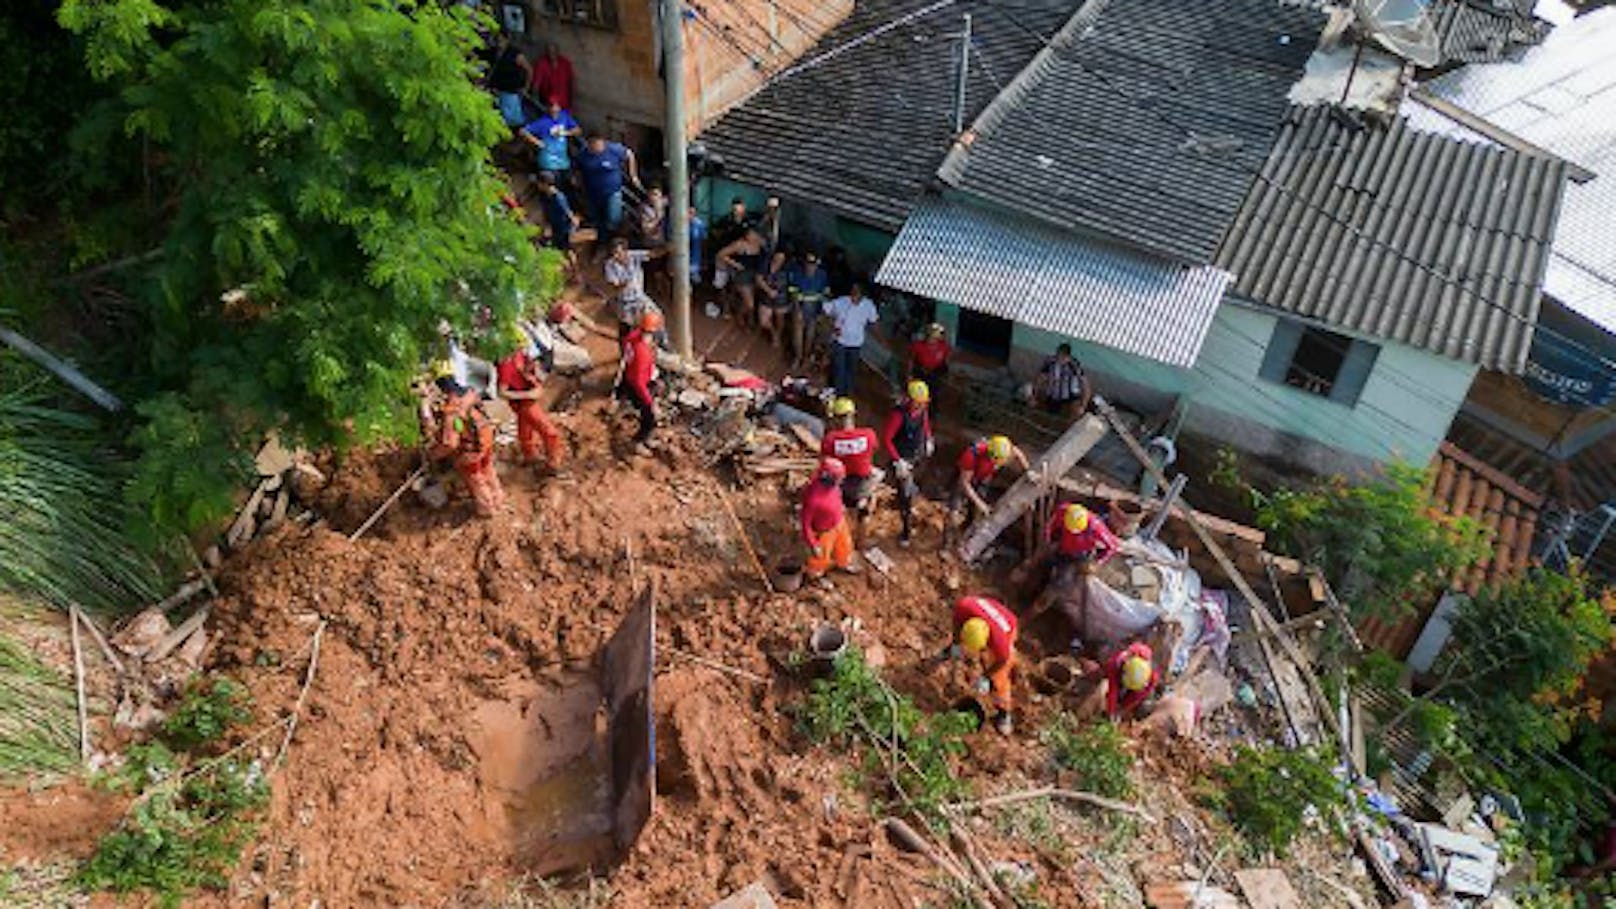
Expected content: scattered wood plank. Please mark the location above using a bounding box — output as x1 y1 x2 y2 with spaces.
950 827 1008 906
227 478 273 548
69 606 90 765
883 818 984 908
71 605 125 676
1233 868 1302 909
1357 830 1409 901
787 422 821 450
155 578 209 613
960 415 1108 562
146 605 210 664
1143 880 1240 908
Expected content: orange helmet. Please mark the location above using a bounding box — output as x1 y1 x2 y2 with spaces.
639 310 664 332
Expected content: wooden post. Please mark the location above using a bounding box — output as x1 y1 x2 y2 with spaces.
959 414 1108 562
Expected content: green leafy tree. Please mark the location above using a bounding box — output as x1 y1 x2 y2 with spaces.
1244 462 1489 620
58 0 542 541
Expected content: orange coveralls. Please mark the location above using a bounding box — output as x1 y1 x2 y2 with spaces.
954 595 1019 713
432 396 504 517
497 350 564 468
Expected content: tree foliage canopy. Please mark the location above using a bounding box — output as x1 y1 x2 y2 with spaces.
59 0 539 540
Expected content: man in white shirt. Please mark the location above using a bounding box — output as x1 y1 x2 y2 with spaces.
604 238 664 342
825 282 880 396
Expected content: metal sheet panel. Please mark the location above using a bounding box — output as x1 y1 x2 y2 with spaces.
1214 105 1567 372
1405 8 1616 334
876 197 1230 367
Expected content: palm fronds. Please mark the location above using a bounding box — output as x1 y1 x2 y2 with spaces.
0 635 78 782
0 374 162 614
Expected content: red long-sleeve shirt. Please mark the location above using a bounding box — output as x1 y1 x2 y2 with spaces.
909 338 950 372
1046 512 1121 561
799 478 845 545
530 54 575 109
1104 642 1159 719
620 329 655 407
821 426 877 477
881 404 931 461
952 596 1017 667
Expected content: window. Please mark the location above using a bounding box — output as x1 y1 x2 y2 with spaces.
955 309 1013 362
1259 320 1379 406
535 0 618 29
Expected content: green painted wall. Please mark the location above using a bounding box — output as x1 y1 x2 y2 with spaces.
1009 302 1478 467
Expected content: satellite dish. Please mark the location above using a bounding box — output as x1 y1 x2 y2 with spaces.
1353 0 1442 67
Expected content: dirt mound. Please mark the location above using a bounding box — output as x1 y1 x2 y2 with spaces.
0 783 125 862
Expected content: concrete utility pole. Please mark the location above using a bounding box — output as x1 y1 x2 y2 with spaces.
954 13 972 133
663 0 693 359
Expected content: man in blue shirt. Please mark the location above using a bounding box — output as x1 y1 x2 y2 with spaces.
578 131 641 235
787 251 831 368
520 98 579 178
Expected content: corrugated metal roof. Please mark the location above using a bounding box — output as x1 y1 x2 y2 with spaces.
697 0 1078 233
875 196 1231 367
1358 440 1543 657
1214 105 1568 372
1427 0 1551 64
1404 7 1616 334
935 0 1325 264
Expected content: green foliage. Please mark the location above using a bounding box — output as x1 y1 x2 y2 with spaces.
1208 745 1340 857
58 0 546 540
0 372 163 611
1040 715 1135 800
161 676 252 752
79 757 268 908
0 2 112 208
801 650 974 819
1244 462 1489 620
0 635 79 781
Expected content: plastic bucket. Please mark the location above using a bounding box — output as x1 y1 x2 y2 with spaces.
772 560 805 593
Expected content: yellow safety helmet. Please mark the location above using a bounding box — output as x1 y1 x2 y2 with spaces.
959 617 991 653
430 359 455 380
925 322 947 338
1121 655 1153 692
986 435 1013 464
1063 503 1090 534
907 380 931 404
829 397 856 418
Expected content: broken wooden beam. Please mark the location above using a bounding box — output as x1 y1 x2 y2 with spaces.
146 605 210 664
959 414 1107 562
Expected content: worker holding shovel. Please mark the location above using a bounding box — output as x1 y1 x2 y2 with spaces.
933 595 1019 735
496 345 566 476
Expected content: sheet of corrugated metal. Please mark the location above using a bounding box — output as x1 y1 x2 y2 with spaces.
1404 7 1616 334
1214 105 1567 372
875 196 1230 367
1427 0 1551 64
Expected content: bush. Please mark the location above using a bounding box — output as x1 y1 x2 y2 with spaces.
1040 715 1134 800
161 676 252 752
1208 745 1341 857
800 649 974 819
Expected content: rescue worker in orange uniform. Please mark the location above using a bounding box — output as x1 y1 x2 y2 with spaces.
935 594 1019 735
800 458 857 579
496 345 566 474
427 375 504 518
820 397 879 514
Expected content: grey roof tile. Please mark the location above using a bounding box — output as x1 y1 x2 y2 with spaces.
936 0 1325 264
699 0 1078 232
1214 104 1568 372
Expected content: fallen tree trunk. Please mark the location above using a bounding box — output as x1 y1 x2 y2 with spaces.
958 414 1108 563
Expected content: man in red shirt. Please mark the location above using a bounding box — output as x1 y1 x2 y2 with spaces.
1091 641 1158 720
907 323 950 417
1046 503 1121 567
934 594 1019 735
615 310 660 452
821 397 878 514
946 434 1031 543
801 458 856 579
529 42 575 111
496 346 565 473
881 380 933 546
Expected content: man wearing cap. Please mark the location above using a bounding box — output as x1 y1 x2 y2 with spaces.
907 323 951 417
881 380 934 546
821 397 879 515
801 458 857 579
935 594 1019 735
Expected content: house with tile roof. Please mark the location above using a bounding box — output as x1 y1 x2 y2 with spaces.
698 0 1576 475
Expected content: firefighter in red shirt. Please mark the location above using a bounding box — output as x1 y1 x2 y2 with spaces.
934 595 1019 735
427 375 504 518
615 310 661 452
1046 503 1121 568
821 397 879 513
907 323 950 416
947 434 1031 543
801 458 857 579
881 380 934 546
1093 641 1159 720
496 345 566 473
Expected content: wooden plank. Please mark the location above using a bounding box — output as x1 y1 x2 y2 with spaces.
1410 90 1596 184
1234 868 1301 909
1143 881 1240 908
959 414 1108 562
1062 477 1267 546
